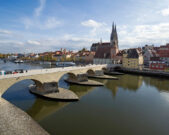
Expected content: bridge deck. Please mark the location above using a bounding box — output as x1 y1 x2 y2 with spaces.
0 65 107 80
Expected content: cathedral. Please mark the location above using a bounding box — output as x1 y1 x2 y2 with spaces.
92 23 122 64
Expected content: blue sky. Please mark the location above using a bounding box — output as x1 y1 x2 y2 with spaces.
0 0 169 53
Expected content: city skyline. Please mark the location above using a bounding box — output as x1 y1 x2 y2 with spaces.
0 0 169 53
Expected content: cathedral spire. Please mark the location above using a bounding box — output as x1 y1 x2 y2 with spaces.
113 22 115 32
110 22 118 49
114 24 118 39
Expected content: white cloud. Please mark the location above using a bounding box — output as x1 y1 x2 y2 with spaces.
22 0 61 30
22 18 34 29
42 17 60 29
81 19 104 28
0 30 12 35
0 33 97 53
27 40 41 45
161 7 169 16
118 23 169 49
34 0 46 17
22 17 61 30
0 40 24 45
81 19 109 38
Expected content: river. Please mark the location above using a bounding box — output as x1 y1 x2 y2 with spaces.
1 60 169 135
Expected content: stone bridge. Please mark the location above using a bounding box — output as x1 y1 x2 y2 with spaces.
0 64 107 97
0 64 123 134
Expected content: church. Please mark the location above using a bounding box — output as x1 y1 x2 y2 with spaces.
91 23 123 64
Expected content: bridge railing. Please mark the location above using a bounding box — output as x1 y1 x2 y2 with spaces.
0 64 107 79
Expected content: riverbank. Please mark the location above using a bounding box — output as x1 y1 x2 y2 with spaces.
118 68 169 78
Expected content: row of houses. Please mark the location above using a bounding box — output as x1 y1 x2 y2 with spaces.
7 48 95 64
90 24 169 71
92 42 169 71
144 44 169 71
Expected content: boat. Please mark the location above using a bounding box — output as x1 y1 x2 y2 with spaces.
40 61 51 65
0 70 5 75
14 59 24 63
56 62 76 67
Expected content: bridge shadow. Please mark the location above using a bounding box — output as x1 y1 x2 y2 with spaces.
2 79 38 110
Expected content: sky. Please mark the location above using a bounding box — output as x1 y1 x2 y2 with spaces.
0 0 169 53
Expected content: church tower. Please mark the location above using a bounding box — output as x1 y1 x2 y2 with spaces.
110 23 118 49
110 22 119 56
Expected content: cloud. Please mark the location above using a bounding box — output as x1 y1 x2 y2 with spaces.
22 17 61 30
0 40 24 45
0 30 12 35
81 19 104 28
27 40 41 45
42 17 60 29
22 18 34 29
161 7 169 16
22 0 61 30
2 22 169 53
34 0 46 17
81 19 109 38
0 33 96 53
118 23 169 49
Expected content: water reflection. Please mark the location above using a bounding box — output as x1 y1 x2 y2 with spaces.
26 84 96 121
27 98 69 121
70 85 95 98
104 75 143 97
104 74 169 98
39 74 169 135
143 77 169 92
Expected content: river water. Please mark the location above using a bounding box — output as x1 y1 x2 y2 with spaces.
1 60 169 135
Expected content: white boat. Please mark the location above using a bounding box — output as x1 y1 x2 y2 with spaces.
14 60 19 63
56 62 76 67
19 60 24 63
40 61 51 65
14 60 24 63
0 70 5 75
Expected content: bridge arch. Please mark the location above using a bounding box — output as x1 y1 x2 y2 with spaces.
67 72 77 80
113 66 122 71
0 78 43 97
86 69 95 76
102 67 107 72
